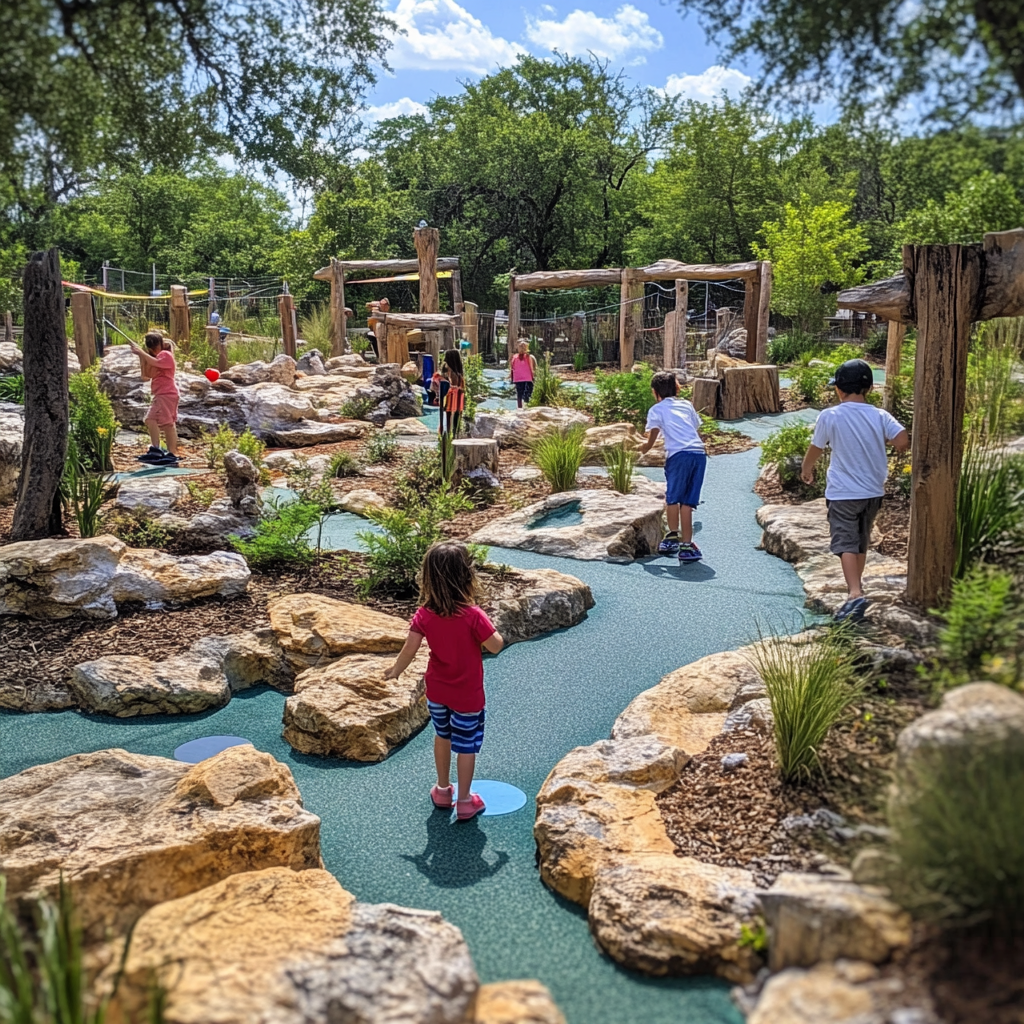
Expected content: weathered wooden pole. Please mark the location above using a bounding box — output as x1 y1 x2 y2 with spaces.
414 227 440 314
451 268 463 312
507 276 520 354
904 244 982 608
670 279 688 367
755 261 772 362
743 274 760 361
168 284 190 349
882 321 906 413
3 310 13 345
278 292 297 358
11 249 68 541
329 259 347 357
70 291 96 369
462 300 479 355
619 268 643 370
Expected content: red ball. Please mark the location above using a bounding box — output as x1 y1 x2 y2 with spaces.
204 368 220 382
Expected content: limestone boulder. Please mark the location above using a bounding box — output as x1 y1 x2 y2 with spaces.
265 420 368 447
224 449 260 513
582 423 642 461
296 349 326 375
222 353 296 388
468 490 663 562
760 873 911 971
111 867 478 1024
113 474 187 514
339 488 387 516
112 548 250 606
282 651 429 761
0 341 22 372
474 981 566 1024
384 416 431 435
327 353 366 370
349 365 423 423
797 552 909 615
508 466 542 483
488 566 594 642
0 746 321 941
156 499 259 547
542 737 687 794
757 499 839 562
588 855 762 983
188 629 294 691
269 593 408 671
238 381 317 429
470 406 593 449
0 400 24 503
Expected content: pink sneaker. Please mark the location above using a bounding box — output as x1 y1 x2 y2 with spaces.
455 793 486 821
430 785 454 809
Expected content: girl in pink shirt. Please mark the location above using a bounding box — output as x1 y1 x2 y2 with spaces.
385 541 504 821
510 339 537 408
130 331 181 464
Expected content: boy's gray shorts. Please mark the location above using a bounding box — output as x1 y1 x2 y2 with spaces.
826 497 883 555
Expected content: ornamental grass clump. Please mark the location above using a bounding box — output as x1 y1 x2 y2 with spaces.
604 441 637 494
750 627 862 782
530 425 586 493
527 352 562 408
955 442 1024 578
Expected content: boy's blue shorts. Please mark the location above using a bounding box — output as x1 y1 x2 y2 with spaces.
664 450 707 508
428 701 485 754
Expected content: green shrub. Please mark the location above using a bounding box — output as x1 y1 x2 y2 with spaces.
528 352 562 407
395 447 442 507
766 330 819 365
327 451 361 478
593 363 655 430
967 318 1024 440
103 507 171 548
231 499 320 568
200 424 267 477
61 435 114 538
572 350 586 372
350 335 370 355
339 395 374 420
365 430 400 464
750 627 862 782
531 425 586 493
955 443 1024 577
0 373 24 403
604 442 637 494
790 365 833 406
558 384 594 413
68 367 118 470
438 432 455 486
759 423 827 494
888 737 1024 926
299 303 332 350
185 480 215 508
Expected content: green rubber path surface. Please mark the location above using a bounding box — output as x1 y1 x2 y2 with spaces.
0 447 809 1024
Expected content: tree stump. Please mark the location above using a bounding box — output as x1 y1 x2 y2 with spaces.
719 365 781 420
691 376 721 417
453 438 498 476
11 248 68 541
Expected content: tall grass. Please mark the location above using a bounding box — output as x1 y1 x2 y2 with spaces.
527 352 562 407
0 374 23 403
955 443 1024 577
749 627 862 782
604 442 637 494
967 318 1024 439
298 303 332 351
531 425 586 493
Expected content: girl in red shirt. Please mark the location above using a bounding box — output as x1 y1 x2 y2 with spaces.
385 541 504 821
130 331 181 465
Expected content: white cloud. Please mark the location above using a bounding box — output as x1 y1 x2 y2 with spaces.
524 5 662 60
387 0 523 73
365 97 430 120
663 65 752 102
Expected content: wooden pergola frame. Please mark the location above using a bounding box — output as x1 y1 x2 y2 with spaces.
507 259 772 370
837 228 1024 608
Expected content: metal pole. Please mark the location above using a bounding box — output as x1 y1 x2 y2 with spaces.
152 263 157 294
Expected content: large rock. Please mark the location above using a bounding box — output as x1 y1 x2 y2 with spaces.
0 341 22 372
0 400 24 503
0 746 321 941
265 420 369 447
112 548 250 606
238 381 317 426
468 490 664 562
588 855 762 983
224 449 260 513
488 567 595 642
222 353 296 387
111 867 478 1024
156 499 260 547
474 981 566 1024
268 593 408 671
759 873 911 971
542 737 687 794
296 348 326 375
470 406 593 449
282 652 429 761
349 364 423 424
582 423 666 466
339 488 386 515
384 416 431 435
113 474 187 514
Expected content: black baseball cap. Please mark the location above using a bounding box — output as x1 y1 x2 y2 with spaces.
829 359 874 392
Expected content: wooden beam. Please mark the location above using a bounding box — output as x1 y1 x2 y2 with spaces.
906 243 983 608
414 227 440 314
70 290 96 369
743 276 759 362
380 312 458 330
979 228 1024 319
387 324 410 368
329 259 347 358
883 321 905 413
619 268 643 371
755 261 772 363
691 377 720 417
634 259 759 283
278 293 297 359
513 268 623 291
836 275 913 322
462 301 479 355
12 249 68 541
507 277 520 352
313 257 460 281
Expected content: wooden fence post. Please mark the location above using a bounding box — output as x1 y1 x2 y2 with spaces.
70 291 96 369
414 227 440 313
619 268 643 370
3 310 13 345
451 268 463 312
462 300 479 355
883 321 906 413
905 243 982 608
507 277 520 355
755 261 772 362
11 248 68 541
278 293 297 359
330 259 347 357
169 284 190 349
743 275 759 361
672 279 688 367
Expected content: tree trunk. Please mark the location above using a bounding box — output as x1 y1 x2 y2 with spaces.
11 248 68 541
414 227 440 314
691 376 721 417
719 365 781 420
330 259 347 358
883 321 905 413
70 290 96 369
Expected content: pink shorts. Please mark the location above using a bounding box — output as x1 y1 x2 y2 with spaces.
146 392 179 427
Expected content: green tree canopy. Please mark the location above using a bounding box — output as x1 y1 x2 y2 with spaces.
898 170 1024 245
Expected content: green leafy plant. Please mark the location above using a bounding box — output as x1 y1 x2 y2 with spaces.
749 626 862 782
365 429 400 464
759 423 827 493
200 424 267 479
61 435 114 538
955 442 1024 577
349 335 370 355
967 318 1024 439
0 373 24 403
767 331 818 365
528 351 562 408
103 507 170 548
339 395 374 420
572 349 586 372
738 919 769 954
69 367 118 470
531 425 586 493
593 363 655 430
184 480 215 508
395 447 443 507
604 442 637 494
231 498 320 568
558 384 594 413
462 353 489 423
438 431 456 486
327 451 361 478
298 303 332 350
790 364 833 405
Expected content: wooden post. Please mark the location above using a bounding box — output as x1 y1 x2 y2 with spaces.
691 377 720 417
673 280 688 367
208 277 217 321
905 244 982 608
507 277 520 355
330 259 347 357
451 268 463 312
619 268 643 370
3 310 13 345
743 276 759 362
755 261 772 363
168 285 190 349
278 292 297 358
883 321 905 413
414 226 440 313
386 323 410 367
11 249 68 541
70 291 96 369
462 300 479 355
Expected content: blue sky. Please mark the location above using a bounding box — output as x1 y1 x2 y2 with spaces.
363 0 759 119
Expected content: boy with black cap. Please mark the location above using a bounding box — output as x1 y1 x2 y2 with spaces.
801 359 909 622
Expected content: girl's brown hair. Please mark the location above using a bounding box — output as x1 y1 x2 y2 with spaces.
419 541 478 617
144 331 166 352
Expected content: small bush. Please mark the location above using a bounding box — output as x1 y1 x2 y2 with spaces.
328 451 361 478
69 367 118 470
365 430 400 464
955 443 1024 577
340 395 374 420
528 352 562 408
185 480 216 508
0 373 24 403
572 350 586 372
790 365 833 406
438 431 455 486
531 425 586 493
759 423 827 494
750 627 862 782
604 442 637 494
766 331 818 365
200 424 267 476
350 335 370 354
104 507 170 547
558 384 594 413
61 435 114 538
299 303 332 350
593 363 655 430
395 447 442 507
231 499 320 568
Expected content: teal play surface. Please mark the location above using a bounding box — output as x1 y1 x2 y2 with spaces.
0 446 811 1024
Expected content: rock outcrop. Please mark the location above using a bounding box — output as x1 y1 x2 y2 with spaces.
221 353 296 388
487 567 595 642
111 867 478 1024
113 474 187 514
470 406 593 448
474 981 566 1024
0 400 23 503
224 449 261 514
0 746 321 941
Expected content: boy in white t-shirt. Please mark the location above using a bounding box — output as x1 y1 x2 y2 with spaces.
801 359 909 622
639 371 707 562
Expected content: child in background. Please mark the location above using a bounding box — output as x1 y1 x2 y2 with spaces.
801 359 908 622
384 541 504 821
639 371 707 562
510 340 537 408
440 348 466 437
130 332 181 465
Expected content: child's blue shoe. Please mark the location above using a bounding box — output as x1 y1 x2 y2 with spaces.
834 596 869 623
678 542 703 562
137 446 166 464
658 533 680 555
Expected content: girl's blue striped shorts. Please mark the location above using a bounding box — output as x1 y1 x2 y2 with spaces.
427 701 486 754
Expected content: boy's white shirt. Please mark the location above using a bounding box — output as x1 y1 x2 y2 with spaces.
811 402 904 500
645 397 705 455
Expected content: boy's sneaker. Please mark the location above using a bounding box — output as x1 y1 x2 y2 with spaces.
678 542 703 562
137 446 166 464
154 452 181 466
834 596 870 623
658 533 680 555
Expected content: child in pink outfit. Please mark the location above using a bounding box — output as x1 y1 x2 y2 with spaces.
130 332 181 465
510 340 537 408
